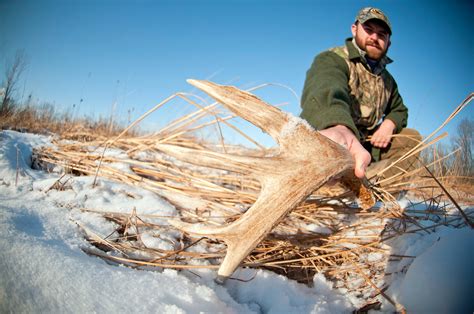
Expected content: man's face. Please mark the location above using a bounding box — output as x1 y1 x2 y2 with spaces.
351 20 391 60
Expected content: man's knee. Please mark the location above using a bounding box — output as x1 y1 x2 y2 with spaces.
379 128 422 161
396 128 422 149
400 128 422 140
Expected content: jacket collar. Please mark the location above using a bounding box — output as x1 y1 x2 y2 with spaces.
346 38 393 74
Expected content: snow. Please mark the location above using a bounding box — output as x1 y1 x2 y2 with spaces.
388 227 474 313
1 130 473 313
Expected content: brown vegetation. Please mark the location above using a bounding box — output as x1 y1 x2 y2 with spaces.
28 81 473 310
1 102 129 137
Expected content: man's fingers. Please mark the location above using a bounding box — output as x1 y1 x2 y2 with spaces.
354 151 371 178
371 126 394 148
318 125 371 178
354 161 366 178
372 140 387 148
349 142 371 179
370 134 391 148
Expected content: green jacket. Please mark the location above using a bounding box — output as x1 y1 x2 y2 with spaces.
300 38 408 141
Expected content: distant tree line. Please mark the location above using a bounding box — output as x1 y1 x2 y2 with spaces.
420 118 473 179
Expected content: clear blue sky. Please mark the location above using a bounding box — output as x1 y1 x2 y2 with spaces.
1 0 472 146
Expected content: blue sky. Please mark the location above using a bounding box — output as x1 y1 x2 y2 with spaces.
1 0 472 146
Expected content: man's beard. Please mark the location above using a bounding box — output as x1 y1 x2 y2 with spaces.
355 36 387 60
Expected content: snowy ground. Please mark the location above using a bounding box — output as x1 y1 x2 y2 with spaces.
1 130 472 313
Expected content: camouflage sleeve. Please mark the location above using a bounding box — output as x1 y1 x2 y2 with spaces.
300 51 360 140
383 78 408 134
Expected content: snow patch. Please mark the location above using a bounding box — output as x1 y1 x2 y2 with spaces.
279 113 315 139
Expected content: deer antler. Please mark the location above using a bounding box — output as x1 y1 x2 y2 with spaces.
157 79 357 283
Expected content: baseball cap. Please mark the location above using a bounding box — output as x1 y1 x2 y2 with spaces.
356 7 392 35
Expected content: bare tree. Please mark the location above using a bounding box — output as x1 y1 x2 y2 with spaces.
453 118 473 176
1 50 28 116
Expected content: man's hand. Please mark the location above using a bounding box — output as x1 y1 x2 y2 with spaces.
319 125 371 179
370 119 396 148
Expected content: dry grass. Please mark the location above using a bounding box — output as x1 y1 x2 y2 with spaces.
0 102 134 138
30 85 473 309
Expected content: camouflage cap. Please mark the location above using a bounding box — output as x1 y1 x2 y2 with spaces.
356 7 392 35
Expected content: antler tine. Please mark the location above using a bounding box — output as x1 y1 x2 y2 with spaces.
187 79 288 143
171 152 352 282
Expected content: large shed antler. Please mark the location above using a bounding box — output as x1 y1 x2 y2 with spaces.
157 79 356 283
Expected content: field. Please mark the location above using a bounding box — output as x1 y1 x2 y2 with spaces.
1 82 473 312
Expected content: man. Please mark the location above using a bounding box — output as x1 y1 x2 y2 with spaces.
300 7 421 182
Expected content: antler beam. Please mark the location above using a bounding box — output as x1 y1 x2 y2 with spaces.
159 80 357 283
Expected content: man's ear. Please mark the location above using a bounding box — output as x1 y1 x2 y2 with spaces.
387 39 391 48
351 23 357 37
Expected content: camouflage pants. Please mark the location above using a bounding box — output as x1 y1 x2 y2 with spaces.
365 128 422 182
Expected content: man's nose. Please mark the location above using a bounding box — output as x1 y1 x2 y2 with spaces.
368 32 380 40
